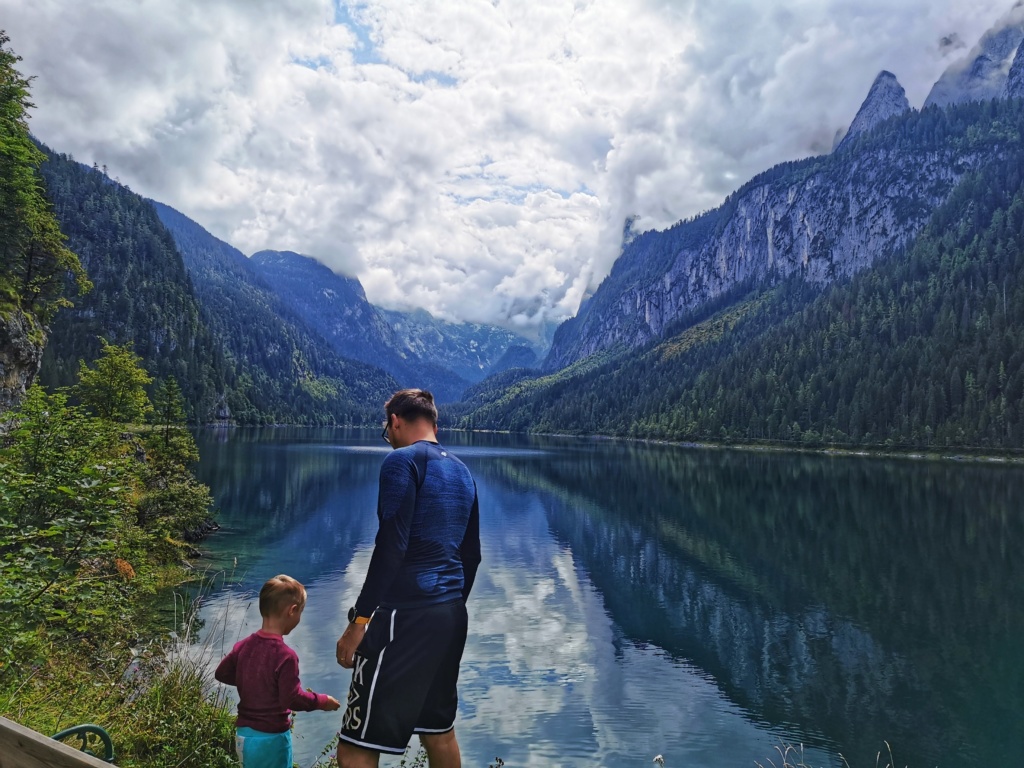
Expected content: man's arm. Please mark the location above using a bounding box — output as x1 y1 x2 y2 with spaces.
338 452 418 669
352 451 419 617
460 484 482 601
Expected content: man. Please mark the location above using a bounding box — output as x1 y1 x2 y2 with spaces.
336 389 481 768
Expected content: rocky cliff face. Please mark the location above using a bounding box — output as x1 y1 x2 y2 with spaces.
836 71 909 151
545 11 1024 372
546 141 985 370
925 4 1024 108
0 309 45 415
1005 38 1024 98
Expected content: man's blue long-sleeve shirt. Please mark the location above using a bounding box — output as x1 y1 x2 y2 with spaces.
354 440 481 616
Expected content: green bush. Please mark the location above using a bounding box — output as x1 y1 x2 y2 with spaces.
0 386 135 662
1 348 233 766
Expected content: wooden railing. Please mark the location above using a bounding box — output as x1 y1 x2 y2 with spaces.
0 717 116 768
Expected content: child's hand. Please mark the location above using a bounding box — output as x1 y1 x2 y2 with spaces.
323 695 341 711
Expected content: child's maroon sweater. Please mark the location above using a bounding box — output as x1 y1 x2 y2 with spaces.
215 629 329 733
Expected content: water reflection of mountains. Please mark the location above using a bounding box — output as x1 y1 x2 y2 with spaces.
194 430 1024 764
194 428 383 587
472 442 1024 767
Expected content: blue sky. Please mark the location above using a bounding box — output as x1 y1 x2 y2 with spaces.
0 0 1015 331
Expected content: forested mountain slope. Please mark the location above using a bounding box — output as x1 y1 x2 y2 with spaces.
546 85 1024 371
449 127 1024 450
248 249 400 363
31 148 392 424
154 204 397 424
248 249 539 402
36 147 226 420
248 249 472 402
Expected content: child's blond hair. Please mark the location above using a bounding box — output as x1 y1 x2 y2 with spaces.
258 574 306 618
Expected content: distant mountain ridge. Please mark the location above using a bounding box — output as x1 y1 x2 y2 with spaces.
381 307 537 383
450 110 1024 449
246 248 536 402
154 204 397 424
543 17 1024 372
249 249 400 365
455 9 1024 450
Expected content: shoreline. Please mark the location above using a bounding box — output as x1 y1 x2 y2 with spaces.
446 427 1024 466
193 423 1024 466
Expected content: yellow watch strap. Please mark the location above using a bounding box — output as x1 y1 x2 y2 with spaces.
353 615 371 625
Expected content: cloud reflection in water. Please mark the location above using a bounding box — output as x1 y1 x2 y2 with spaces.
192 431 871 766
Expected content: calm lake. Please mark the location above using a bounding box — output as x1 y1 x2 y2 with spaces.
191 429 1024 768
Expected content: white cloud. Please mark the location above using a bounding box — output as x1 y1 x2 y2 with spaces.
0 0 1013 330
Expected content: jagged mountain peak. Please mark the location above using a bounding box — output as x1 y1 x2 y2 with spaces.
925 3 1024 108
836 70 910 151
543 93 1020 371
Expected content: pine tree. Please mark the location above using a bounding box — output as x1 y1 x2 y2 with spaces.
0 31 88 321
152 377 187 445
74 338 153 423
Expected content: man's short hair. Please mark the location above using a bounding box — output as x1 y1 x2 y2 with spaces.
385 389 438 426
259 574 306 618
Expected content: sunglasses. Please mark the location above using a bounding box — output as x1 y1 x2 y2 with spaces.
381 419 391 445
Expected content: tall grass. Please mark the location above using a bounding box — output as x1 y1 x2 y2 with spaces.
0 571 237 768
755 742 911 768
116 585 237 768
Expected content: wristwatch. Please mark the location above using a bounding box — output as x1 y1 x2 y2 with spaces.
347 606 371 625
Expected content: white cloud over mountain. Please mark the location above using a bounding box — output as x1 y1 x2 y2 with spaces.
0 0 1011 332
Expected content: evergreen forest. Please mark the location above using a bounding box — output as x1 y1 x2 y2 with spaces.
36 150 395 424
451 106 1024 451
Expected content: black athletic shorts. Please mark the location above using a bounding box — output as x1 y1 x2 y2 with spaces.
339 599 469 755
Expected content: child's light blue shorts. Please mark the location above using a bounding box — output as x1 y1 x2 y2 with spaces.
235 726 292 768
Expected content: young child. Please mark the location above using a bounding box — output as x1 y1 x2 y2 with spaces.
216 574 341 768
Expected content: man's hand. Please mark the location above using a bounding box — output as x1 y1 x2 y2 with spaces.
322 695 342 711
336 623 367 669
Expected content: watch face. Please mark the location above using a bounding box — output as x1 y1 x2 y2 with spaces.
347 606 356 623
